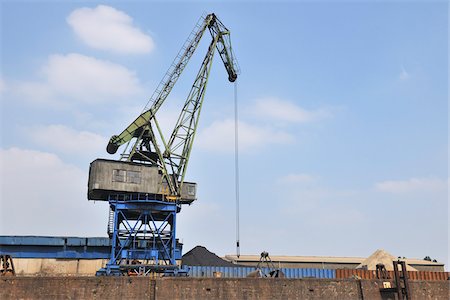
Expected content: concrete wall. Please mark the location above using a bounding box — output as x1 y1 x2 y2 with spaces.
1 277 155 300
12 258 108 276
1 277 449 300
360 280 450 300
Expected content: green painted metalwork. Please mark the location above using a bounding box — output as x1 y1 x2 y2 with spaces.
164 36 219 193
106 13 238 200
107 14 213 154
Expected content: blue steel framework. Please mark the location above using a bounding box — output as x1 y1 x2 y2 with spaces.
97 194 183 276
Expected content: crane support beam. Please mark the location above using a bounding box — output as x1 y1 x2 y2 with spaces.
163 14 238 196
163 37 218 192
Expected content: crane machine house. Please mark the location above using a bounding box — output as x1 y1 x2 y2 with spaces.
88 159 197 205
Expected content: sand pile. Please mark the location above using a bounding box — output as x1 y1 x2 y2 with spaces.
356 249 417 271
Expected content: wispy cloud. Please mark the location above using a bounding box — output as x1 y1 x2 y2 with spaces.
67 5 154 54
13 81 54 104
29 125 107 156
278 173 318 185
399 66 410 81
195 97 334 154
196 119 293 153
14 53 143 105
375 177 447 194
253 97 331 123
0 147 107 236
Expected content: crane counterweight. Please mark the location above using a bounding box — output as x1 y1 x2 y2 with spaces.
106 137 119 154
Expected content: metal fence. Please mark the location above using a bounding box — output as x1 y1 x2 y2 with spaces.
184 266 336 279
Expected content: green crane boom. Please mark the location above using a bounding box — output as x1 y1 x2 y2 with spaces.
105 13 238 200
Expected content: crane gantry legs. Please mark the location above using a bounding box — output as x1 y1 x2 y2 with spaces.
96 194 182 276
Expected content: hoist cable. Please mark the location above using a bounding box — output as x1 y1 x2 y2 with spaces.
234 81 241 258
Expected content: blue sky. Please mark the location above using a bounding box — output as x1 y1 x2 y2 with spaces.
0 1 448 268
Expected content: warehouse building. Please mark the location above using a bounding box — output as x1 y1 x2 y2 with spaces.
223 250 445 272
0 236 445 276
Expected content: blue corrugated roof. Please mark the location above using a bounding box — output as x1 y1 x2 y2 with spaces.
87 237 111 247
0 236 64 246
0 236 111 259
0 236 110 246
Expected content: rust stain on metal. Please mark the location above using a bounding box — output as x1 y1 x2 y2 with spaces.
336 269 449 281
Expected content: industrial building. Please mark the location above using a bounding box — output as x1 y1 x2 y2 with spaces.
0 236 445 276
224 253 445 272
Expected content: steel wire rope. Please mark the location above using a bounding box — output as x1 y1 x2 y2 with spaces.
234 81 241 258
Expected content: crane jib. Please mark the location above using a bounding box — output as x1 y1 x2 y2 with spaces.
105 13 238 199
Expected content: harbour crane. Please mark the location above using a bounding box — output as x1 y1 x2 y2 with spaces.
88 13 238 276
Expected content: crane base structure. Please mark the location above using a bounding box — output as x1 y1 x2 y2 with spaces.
96 194 185 276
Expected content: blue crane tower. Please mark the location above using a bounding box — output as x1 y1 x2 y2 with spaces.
87 13 239 276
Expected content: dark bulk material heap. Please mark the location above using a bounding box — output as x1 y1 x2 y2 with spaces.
182 246 241 267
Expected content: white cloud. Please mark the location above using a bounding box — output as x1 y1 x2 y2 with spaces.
15 53 143 104
253 97 330 123
29 125 107 156
0 148 107 236
399 66 410 81
67 5 154 54
278 173 317 184
196 119 293 153
43 53 142 101
375 177 447 194
14 81 57 105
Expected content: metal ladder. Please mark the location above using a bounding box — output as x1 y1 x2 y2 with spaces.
393 260 411 300
107 207 114 238
379 260 411 300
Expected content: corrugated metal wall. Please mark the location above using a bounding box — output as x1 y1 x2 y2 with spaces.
185 266 449 281
336 269 450 281
184 266 335 279
336 269 377 279
407 271 450 281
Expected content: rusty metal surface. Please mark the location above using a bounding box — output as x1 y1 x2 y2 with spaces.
0 255 15 276
336 269 449 281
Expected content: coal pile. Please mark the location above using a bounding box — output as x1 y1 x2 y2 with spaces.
182 246 241 267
